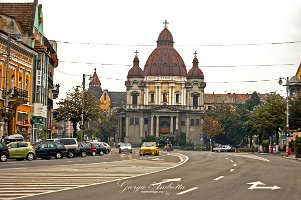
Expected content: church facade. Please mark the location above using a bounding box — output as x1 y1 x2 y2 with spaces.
120 22 206 144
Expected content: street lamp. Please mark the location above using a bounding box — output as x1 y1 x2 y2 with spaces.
279 77 290 155
79 74 92 141
1 33 23 137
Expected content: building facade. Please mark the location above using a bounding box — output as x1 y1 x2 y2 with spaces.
0 0 59 142
120 23 206 145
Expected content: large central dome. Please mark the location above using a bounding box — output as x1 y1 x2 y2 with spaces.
144 25 187 76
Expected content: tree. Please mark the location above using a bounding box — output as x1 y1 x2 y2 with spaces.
249 94 285 148
207 104 242 145
97 110 118 143
237 92 261 147
202 115 224 138
289 96 301 130
56 88 100 138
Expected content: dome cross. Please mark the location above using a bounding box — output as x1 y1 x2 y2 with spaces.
163 20 169 28
134 50 139 57
193 51 198 58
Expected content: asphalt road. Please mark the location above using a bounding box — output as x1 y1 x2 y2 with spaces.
0 149 300 200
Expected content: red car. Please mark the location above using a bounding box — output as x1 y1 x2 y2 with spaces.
83 142 97 156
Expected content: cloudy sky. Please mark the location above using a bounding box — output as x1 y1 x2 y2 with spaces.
3 0 301 100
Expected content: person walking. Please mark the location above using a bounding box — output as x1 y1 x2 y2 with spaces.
0 136 5 143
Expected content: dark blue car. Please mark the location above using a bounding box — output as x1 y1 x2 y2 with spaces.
35 141 67 159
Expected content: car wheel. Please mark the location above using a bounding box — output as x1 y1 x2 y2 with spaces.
91 151 96 156
130 151 132 153
106 149 109 154
27 153 34 161
67 150 75 158
55 152 62 159
0 154 8 162
81 151 87 157
139 154 142 156
119 149 121 153
99 151 104 156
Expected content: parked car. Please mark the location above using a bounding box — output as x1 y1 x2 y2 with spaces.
84 142 97 156
213 145 233 152
98 142 111 154
91 142 107 156
7 142 35 161
47 138 80 158
79 142 97 157
118 143 132 153
0 142 9 162
139 142 159 156
35 141 67 159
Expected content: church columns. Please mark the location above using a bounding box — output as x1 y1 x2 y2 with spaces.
150 115 154 136
139 116 144 138
169 87 172 105
186 116 190 142
170 116 174 134
125 116 129 137
183 86 186 105
156 116 159 137
158 87 161 104
145 87 148 105
175 116 179 130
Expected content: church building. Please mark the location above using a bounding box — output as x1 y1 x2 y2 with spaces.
120 21 206 144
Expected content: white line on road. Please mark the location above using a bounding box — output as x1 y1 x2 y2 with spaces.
230 160 234 162
177 187 198 195
233 164 237 167
213 176 224 181
225 158 229 160
230 169 235 172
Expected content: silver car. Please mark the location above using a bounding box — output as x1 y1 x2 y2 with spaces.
118 143 132 153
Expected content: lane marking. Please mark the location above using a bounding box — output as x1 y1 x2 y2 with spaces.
233 164 237 167
225 158 229 160
177 187 198 195
213 176 224 181
230 160 234 163
230 169 235 172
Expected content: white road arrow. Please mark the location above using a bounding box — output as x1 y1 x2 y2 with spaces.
247 181 281 190
150 178 182 186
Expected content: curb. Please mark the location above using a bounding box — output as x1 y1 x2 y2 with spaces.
282 155 301 161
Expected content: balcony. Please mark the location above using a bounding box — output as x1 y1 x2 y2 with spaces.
11 87 29 99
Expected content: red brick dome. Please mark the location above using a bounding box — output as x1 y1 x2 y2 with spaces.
187 56 204 79
144 27 187 76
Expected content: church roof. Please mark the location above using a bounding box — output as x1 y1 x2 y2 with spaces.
143 21 187 77
127 52 144 78
89 69 101 86
0 0 37 35
187 53 204 79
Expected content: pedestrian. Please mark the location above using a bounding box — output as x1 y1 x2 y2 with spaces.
0 136 4 143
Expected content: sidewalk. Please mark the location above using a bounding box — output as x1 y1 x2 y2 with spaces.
277 151 301 161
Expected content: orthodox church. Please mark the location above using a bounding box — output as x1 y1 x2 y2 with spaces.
120 21 206 144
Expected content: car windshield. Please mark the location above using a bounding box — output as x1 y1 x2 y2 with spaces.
121 143 131 147
142 142 156 147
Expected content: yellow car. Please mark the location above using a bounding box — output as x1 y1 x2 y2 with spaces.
7 142 36 161
139 142 159 156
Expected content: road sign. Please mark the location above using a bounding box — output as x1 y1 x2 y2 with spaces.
247 181 281 190
285 132 291 137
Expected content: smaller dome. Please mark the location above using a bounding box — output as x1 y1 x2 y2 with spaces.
187 55 204 79
127 54 144 78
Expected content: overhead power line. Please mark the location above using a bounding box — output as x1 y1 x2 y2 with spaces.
55 70 279 83
58 60 297 68
55 40 301 47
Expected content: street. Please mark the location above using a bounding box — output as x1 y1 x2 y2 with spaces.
0 149 300 200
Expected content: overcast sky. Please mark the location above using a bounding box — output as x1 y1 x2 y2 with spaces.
3 0 301 100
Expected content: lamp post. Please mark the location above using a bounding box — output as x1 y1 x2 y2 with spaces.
2 33 23 137
80 74 92 141
278 77 290 155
